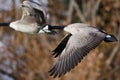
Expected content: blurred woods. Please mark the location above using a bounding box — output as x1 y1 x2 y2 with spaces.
0 0 119 80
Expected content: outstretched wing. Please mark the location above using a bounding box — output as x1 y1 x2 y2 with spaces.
52 33 72 57
49 31 106 78
21 0 48 24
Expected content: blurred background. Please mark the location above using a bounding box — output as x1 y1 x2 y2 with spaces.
0 0 119 80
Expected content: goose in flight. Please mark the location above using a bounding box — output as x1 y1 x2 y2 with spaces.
0 0 52 34
48 23 117 78
0 1 117 78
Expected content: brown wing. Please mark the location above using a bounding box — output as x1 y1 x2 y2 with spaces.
28 0 48 24
49 31 106 78
33 8 47 24
22 0 48 24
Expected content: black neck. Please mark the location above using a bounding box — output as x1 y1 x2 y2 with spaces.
48 25 65 30
0 22 10 27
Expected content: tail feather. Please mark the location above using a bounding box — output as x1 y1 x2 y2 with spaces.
104 34 117 42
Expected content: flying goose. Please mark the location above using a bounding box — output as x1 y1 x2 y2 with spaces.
0 0 52 34
47 23 117 78
0 1 117 78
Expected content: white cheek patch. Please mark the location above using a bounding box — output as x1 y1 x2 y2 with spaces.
38 29 51 34
38 25 51 33
38 30 45 34
43 25 49 30
106 35 112 38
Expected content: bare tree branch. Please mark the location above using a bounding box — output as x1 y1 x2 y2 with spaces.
67 0 86 23
72 0 86 22
91 0 101 25
106 25 120 66
67 0 74 23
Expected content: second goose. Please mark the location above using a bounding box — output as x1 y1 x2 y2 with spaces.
0 0 52 34
48 23 117 78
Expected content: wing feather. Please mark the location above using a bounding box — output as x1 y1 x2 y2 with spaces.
22 0 48 24
52 33 72 57
49 31 106 77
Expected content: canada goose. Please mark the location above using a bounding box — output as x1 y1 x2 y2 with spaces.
0 0 52 34
48 23 117 78
0 1 117 78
